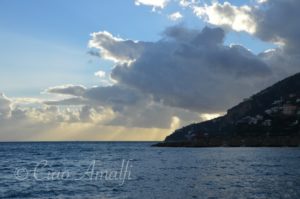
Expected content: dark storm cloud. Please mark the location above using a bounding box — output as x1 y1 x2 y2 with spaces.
49 26 272 113
252 0 300 78
195 0 300 77
44 1 300 128
255 0 300 53
109 26 271 112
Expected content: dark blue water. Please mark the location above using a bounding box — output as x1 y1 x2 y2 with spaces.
0 142 300 199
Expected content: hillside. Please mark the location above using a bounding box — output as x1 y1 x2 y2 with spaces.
155 72 300 147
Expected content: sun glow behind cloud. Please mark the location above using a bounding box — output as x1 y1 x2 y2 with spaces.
0 0 300 141
193 2 256 34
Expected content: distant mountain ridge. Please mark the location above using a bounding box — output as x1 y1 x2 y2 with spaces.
155 72 300 147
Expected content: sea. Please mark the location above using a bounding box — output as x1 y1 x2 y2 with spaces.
0 142 300 199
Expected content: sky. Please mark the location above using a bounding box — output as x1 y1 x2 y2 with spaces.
0 0 299 141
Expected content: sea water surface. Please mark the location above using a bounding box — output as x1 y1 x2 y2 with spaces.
0 142 300 199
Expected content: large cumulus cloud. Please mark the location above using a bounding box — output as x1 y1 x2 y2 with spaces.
194 0 300 53
3 0 300 140
41 24 275 133
88 26 271 113
183 0 300 86
253 0 300 77
254 0 300 52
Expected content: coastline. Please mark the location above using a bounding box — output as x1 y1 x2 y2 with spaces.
153 136 300 147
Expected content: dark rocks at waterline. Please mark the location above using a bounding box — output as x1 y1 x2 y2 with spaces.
153 136 300 147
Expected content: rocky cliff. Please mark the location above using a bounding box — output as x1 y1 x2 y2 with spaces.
155 72 300 147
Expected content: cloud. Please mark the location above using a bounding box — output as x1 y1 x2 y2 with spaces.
257 0 268 3
0 95 173 141
0 94 82 140
84 85 144 109
73 26 269 120
79 105 115 123
254 0 300 53
45 84 86 96
0 93 12 119
44 84 205 129
188 0 300 79
252 0 300 79
191 0 300 53
193 2 256 33
74 2 300 119
134 0 168 10
179 0 196 8
45 97 87 106
106 100 203 129
168 12 183 21
45 85 145 111
89 31 148 63
104 26 271 112
259 48 300 79
94 70 106 78
2 0 300 141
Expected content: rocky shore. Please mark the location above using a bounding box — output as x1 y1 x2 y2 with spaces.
153 136 300 147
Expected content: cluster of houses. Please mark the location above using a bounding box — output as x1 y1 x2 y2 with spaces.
182 94 300 142
236 94 300 127
271 94 300 116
